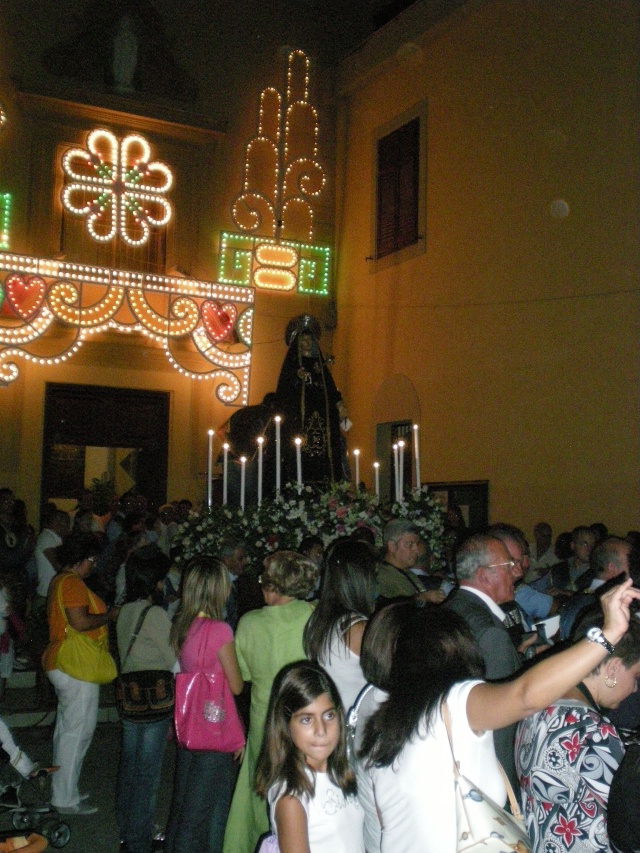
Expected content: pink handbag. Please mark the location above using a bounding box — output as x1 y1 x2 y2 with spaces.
173 621 245 753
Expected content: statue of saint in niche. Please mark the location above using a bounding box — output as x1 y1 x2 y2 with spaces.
275 315 348 486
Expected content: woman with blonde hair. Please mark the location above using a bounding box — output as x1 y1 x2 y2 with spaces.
223 550 318 853
164 556 243 853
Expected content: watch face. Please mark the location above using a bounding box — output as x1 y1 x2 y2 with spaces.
587 627 600 640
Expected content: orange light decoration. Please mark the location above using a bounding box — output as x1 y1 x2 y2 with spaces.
0 253 254 402
224 49 330 295
62 130 173 247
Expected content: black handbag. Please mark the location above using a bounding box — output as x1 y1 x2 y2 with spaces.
115 605 175 723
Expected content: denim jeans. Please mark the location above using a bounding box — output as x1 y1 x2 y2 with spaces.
116 716 171 853
164 747 234 853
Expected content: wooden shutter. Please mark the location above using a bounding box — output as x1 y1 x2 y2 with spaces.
376 118 419 258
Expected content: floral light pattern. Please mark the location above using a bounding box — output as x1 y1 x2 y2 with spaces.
62 129 173 247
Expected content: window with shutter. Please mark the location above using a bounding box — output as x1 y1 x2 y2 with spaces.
376 117 420 258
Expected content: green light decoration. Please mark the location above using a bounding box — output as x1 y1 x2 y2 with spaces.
0 195 11 250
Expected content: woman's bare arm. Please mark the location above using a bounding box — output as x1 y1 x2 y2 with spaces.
65 605 118 632
467 578 640 732
218 641 244 695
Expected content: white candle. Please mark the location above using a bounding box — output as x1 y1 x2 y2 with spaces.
257 436 264 506
240 456 247 511
373 462 380 498
393 443 399 502
294 437 302 490
413 423 421 490
353 448 360 489
275 415 282 494
207 429 214 509
222 443 229 505
398 439 405 499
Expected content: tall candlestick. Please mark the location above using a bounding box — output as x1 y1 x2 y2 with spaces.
353 448 360 489
275 415 282 494
393 443 399 502
240 456 247 511
207 429 214 509
413 423 421 490
373 461 380 498
222 443 229 505
294 437 302 491
257 436 264 506
398 439 405 500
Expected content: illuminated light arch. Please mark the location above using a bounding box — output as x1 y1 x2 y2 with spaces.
0 252 254 403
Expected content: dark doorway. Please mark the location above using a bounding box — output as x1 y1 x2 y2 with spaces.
42 383 170 513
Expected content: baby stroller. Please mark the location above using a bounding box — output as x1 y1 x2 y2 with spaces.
0 763 69 849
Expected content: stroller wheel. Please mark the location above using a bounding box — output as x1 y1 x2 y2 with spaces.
11 809 32 831
41 818 71 848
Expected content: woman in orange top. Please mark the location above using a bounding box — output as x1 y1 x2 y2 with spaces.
43 532 119 815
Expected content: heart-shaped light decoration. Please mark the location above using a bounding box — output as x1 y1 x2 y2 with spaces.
201 301 237 343
3 274 47 320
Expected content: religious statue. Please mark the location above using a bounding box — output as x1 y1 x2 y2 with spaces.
113 14 138 92
275 315 347 485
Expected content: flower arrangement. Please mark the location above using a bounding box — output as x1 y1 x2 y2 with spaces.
172 481 445 569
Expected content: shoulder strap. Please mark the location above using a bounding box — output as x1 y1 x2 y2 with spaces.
56 573 74 624
347 683 374 729
121 605 153 668
441 698 522 818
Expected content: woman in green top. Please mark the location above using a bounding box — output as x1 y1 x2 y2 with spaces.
222 551 318 853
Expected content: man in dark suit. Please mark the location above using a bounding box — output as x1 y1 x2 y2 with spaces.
445 532 522 791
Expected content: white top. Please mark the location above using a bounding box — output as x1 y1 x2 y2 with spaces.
318 618 367 711
268 771 364 853
35 528 62 597
353 685 387 853
367 679 506 853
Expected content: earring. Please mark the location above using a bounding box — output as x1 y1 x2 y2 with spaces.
604 675 617 689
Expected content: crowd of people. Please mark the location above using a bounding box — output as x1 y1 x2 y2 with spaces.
0 483 639 853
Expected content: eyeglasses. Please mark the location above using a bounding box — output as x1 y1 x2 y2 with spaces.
483 560 516 571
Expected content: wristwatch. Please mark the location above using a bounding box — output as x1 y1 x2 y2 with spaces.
586 626 615 655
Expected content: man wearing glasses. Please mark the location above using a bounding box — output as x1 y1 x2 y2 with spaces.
445 532 522 790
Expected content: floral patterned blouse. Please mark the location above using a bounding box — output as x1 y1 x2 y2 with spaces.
515 699 624 853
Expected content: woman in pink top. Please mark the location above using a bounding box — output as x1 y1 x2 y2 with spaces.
164 557 243 853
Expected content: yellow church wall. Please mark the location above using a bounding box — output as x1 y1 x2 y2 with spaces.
333 0 639 536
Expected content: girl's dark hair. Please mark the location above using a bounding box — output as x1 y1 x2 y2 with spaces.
255 660 356 801
360 602 409 690
124 544 171 604
55 532 101 569
303 539 376 662
360 603 484 768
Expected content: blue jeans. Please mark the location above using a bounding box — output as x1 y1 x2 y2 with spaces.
116 717 171 853
164 748 234 853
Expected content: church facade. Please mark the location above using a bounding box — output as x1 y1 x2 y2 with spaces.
0 0 637 534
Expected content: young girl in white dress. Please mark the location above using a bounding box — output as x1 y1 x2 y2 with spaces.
255 661 364 853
